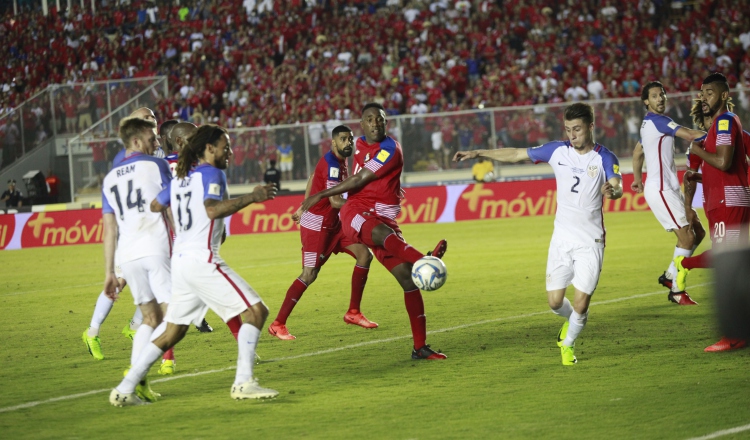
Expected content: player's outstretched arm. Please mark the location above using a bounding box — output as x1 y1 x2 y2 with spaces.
690 142 734 171
298 169 377 214
204 183 277 220
453 148 530 163
675 127 706 142
102 213 119 301
631 142 644 193
601 177 623 200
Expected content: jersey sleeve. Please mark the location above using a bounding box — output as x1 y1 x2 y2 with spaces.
687 151 703 170
202 167 227 201
102 188 114 214
363 137 399 177
715 114 735 146
324 155 342 189
156 158 171 188
156 184 171 207
527 141 565 164
651 114 681 137
600 148 622 180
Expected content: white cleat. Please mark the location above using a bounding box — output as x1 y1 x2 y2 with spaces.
230 379 279 400
109 388 147 407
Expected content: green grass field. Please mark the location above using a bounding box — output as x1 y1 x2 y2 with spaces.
1 210 749 439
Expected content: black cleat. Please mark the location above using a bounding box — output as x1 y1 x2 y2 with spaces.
411 344 447 360
658 272 673 290
196 319 213 333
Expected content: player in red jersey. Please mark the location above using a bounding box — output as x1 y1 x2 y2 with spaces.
297 103 448 360
269 126 377 340
677 73 750 352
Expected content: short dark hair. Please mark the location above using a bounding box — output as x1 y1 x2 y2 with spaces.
640 81 665 106
160 119 180 136
361 102 385 115
7 179 15 184
563 102 594 126
119 117 157 148
703 72 729 93
332 125 353 137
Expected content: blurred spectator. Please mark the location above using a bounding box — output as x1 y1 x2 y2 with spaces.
2 179 22 208
263 159 280 190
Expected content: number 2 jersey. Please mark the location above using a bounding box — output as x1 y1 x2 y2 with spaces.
527 141 621 247
156 163 227 263
102 153 172 264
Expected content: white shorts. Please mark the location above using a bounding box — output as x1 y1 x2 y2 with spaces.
279 161 293 172
546 239 603 294
120 255 172 305
644 187 689 231
166 253 262 326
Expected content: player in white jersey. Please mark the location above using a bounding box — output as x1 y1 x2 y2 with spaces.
109 125 279 407
454 103 623 366
630 81 707 305
102 117 173 401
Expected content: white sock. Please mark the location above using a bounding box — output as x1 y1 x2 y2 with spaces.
117 343 164 394
551 297 573 319
667 247 693 280
130 308 143 330
562 310 588 347
234 324 260 386
88 291 114 336
131 324 155 366
150 321 167 342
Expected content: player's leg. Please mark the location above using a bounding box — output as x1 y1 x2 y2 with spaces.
364 218 446 263
342 241 377 328
674 209 720 291
83 290 114 360
232 301 278 399
269 266 319 340
665 226 699 305
546 240 575 349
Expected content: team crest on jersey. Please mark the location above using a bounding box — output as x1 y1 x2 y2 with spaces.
668 121 678 129
718 120 729 131
329 167 339 178
208 183 221 195
587 165 598 178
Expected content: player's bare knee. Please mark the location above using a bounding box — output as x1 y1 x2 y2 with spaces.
299 267 319 285
548 297 564 310
675 226 694 249
371 223 395 246
242 302 269 328
356 249 373 267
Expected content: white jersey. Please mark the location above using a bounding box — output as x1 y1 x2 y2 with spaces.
102 152 172 263
640 112 682 192
527 141 621 248
157 163 227 263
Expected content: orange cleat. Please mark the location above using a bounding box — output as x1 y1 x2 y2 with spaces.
268 321 296 340
412 345 447 360
344 311 378 329
704 337 746 352
428 239 448 259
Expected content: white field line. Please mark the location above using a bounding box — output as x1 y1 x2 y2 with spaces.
686 423 750 440
0 283 712 414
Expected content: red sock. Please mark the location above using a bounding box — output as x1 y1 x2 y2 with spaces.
275 278 308 324
383 233 424 265
226 315 243 340
404 288 426 349
349 265 369 312
682 251 711 270
162 347 174 361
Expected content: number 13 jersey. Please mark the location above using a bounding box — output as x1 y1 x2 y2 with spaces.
527 141 621 247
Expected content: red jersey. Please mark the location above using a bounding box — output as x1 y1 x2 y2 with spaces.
300 150 348 230
701 112 750 212
744 130 750 184
349 136 403 218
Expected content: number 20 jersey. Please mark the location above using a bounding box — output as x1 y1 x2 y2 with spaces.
158 163 227 263
102 153 172 264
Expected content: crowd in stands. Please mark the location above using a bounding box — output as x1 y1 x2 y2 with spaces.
2 0 750 178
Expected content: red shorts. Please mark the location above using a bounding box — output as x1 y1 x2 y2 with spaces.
340 206 406 271
705 206 750 247
300 224 355 268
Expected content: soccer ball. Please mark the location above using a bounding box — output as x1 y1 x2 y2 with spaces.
483 171 495 182
411 256 448 291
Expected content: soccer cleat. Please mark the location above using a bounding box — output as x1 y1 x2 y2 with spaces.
268 321 296 340
196 319 213 333
557 321 569 348
667 291 698 305
704 337 746 352
427 239 448 259
158 359 175 375
561 345 577 365
135 378 160 402
673 256 689 292
343 311 378 329
231 378 279 400
411 345 447 360
121 322 136 341
109 389 146 407
658 272 673 290
82 330 104 360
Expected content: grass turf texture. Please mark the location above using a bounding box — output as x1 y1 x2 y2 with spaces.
0 210 748 439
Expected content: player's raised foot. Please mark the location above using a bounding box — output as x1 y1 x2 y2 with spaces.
195 319 213 333
268 321 296 340
135 378 160 402
561 345 577 366
557 321 569 348
109 389 147 407
668 291 698 305
658 272 673 290
343 310 378 329
704 337 746 352
231 378 279 400
411 345 447 360
158 359 175 375
673 256 689 292
121 322 136 341
427 239 448 259
82 330 104 360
